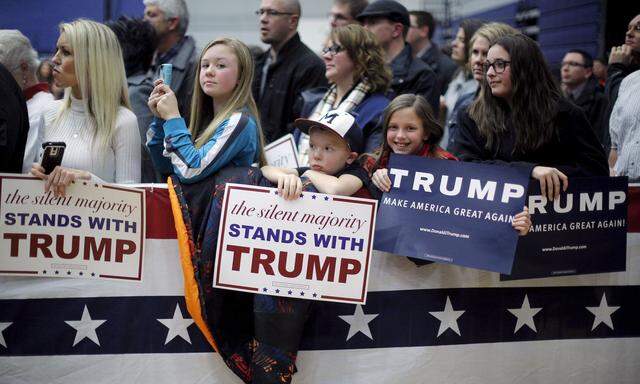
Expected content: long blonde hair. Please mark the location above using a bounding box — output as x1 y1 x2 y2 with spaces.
58 19 130 147
188 37 266 165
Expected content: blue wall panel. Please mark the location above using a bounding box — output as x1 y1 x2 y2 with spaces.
0 0 144 56
440 0 603 69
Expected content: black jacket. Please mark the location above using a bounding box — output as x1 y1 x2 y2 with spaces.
571 77 610 149
0 63 29 173
252 33 327 143
419 43 457 96
452 98 609 177
390 44 439 115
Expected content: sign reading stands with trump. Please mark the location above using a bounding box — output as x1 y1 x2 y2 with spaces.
0 174 145 281
214 183 377 304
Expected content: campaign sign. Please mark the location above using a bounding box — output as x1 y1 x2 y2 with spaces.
503 177 628 280
0 174 145 281
214 183 377 304
374 155 530 274
264 133 300 168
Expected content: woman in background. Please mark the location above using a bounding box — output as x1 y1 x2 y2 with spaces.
0 29 55 172
297 24 391 163
441 19 484 147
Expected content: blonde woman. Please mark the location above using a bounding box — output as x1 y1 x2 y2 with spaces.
147 37 265 183
31 19 140 195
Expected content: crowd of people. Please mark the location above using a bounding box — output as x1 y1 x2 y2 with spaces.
0 0 637 194
1 1 639 382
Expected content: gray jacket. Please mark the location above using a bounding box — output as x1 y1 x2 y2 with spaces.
148 35 198 121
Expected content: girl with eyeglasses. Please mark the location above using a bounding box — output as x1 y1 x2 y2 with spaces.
452 34 608 201
446 22 518 150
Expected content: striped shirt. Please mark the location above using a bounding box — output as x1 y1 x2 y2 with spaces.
147 111 260 183
610 69 640 180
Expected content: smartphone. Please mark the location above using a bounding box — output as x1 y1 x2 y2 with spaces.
40 141 66 174
160 63 172 86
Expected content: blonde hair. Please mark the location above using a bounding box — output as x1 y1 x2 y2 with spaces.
330 24 391 94
58 19 130 147
188 37 266 165
468 22 519 57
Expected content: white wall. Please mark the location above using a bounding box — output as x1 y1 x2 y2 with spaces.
185 0 516 52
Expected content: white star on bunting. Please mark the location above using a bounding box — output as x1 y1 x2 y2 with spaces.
586 293 620 331
0 322 12 348
339 305 379 341
65 305 107 347
429 296 465 337
507 294 542 333
157 303 195 345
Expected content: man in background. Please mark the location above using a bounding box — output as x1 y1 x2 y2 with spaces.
407 10 456 96
561 49 609 148
329 0 368 29
253 0 327 143
143 0 197 119
358 0 439 113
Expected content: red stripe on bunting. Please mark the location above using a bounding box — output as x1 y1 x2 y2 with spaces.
142 186 640 238
628 186 640 233
144 188 177 239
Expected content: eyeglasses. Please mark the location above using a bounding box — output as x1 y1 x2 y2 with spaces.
561 61 587 68
483 59 511 74
255 9 294 17
322 44 344 56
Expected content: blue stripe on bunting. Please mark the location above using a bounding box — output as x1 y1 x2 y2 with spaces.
1 286 639 356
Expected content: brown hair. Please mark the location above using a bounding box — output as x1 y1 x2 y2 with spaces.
367 94 442 166
330 24 392 94
468 34 561 154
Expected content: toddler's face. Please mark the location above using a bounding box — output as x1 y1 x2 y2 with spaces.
308 128 354 175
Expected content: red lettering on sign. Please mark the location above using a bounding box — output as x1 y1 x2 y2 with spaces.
338 258 361 283
251 248 275 275
3 233 27 257
306 254 336 282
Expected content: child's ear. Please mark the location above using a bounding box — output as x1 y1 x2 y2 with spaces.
346 151 358 164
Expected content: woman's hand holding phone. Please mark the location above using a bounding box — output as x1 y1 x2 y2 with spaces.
30 163 91 198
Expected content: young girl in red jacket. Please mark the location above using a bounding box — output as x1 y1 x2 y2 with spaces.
360 93 531 235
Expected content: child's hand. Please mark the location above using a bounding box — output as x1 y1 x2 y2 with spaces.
149 80 180 120
512 206 532 236
278 174 302 200
147 79 166 118
371 168 392 192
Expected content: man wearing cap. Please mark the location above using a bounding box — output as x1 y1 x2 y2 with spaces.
407 10 457 96
253 0 327 144
357 0 439 114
